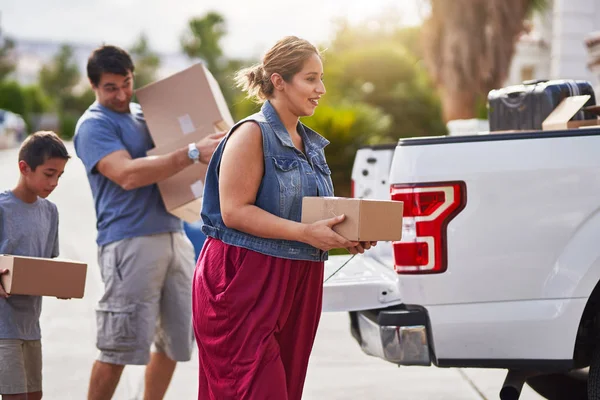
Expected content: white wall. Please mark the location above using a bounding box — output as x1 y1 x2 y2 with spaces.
506 0 600 94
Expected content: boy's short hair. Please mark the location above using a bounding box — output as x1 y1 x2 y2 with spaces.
19 131 70 171
87 45 135 87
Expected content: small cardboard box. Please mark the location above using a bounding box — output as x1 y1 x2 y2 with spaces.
136 63 234 148
0 255 87 298
542 95 600 130
147 131 206 223
301 197 404 242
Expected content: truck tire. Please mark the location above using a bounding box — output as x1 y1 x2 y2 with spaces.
590 346 600 399
526 370 587 400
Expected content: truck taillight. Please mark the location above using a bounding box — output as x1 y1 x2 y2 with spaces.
391 181 466 274
350 179 355 198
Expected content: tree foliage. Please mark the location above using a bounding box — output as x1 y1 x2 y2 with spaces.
181 12 226 73
38 44 80 108
0 37 15 82
421 0 547 121
130 33 161 89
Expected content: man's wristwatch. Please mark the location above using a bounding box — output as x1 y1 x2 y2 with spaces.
188 143 200 164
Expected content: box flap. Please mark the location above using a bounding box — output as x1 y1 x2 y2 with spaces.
542 95 591 130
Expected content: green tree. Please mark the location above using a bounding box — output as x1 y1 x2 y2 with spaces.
181 12 254 114
325 22 446 140
38 44 80 109
0 22 16 82
58 89 96 139
0 81 26 115
62 88 95 115
421 0 548 121
181 12 226 74
130 33 161 89
22 85 53 115
0 82 53 130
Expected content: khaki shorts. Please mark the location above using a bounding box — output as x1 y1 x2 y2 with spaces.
0 339 42 395
96 232 196 365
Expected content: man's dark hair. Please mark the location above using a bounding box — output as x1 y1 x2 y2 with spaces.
87 45 135 87
19 131 70 171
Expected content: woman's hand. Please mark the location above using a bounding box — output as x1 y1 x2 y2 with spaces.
346 241 378 255
303 215 358 251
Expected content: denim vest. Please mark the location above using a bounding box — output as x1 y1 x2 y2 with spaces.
201 101 334 261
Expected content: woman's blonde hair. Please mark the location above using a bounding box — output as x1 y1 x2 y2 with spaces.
235 36 321 102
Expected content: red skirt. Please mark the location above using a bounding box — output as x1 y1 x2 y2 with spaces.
192 237 324 400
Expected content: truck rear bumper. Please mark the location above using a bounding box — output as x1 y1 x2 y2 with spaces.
322 254 401 312
352 304 432 366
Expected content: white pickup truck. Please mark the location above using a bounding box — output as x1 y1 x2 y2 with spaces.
322 129 600 400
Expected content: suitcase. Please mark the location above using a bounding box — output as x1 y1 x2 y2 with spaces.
488 79 597 131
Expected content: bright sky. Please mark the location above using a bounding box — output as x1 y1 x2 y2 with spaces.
2 0 425 58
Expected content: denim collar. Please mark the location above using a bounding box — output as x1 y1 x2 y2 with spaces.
261 100 330 153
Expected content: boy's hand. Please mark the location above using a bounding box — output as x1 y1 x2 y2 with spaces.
0 269 10 298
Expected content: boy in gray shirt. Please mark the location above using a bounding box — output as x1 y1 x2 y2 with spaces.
0 131 70 399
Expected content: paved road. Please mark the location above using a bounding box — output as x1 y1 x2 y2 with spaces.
0 144 544 399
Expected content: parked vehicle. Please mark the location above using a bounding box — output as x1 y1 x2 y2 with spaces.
323 128 600 399
0 109 27 149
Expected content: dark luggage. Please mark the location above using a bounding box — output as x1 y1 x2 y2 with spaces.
488 79 597 131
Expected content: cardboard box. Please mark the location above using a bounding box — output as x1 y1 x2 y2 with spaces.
301 197 404 242
136 63 234 147
137 63 235 222
147 131 205 223
542 95 600 130
0 255 87 298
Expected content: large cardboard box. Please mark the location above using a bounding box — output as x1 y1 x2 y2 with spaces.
136 63 234 147
0 255 87 298
301 197 404 242
542 95 600 130
147 131 206 223
137 63 235 222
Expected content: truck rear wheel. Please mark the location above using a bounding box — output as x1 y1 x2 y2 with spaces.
526 370 587 400
589 346 600 399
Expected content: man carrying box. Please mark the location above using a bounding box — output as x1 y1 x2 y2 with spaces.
74 45 224 400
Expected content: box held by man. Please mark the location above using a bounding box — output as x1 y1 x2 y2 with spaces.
136 63 234 147
137 63 234 222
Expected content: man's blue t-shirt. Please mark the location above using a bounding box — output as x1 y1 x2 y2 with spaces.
74 102 182 246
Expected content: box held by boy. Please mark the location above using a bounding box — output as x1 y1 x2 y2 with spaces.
0 255 87 298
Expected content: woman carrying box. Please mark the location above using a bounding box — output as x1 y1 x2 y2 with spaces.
192 36 376 400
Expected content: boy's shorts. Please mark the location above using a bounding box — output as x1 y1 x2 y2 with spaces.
95 232 195 366
0 339 42 394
